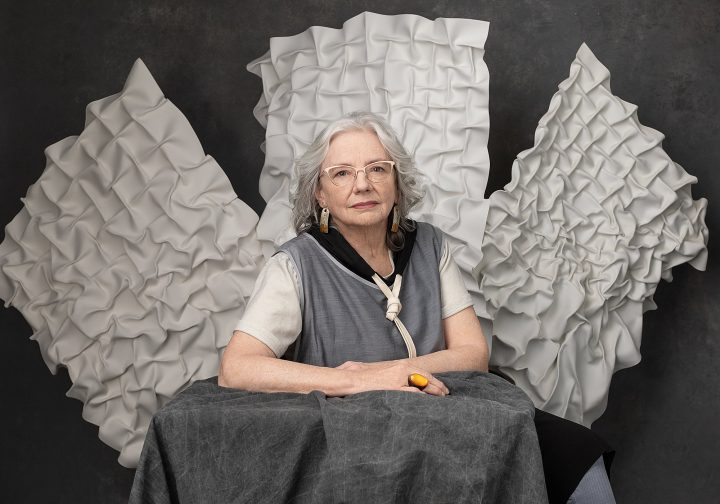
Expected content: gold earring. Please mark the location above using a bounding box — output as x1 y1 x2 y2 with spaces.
320 207 330 233
391 205 400 233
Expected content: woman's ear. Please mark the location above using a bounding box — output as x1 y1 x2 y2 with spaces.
315 187 326 208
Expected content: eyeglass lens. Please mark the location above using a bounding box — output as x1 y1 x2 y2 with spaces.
327 161 393 186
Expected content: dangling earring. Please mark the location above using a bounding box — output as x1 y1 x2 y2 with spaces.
391 205 400 233
319 207 330 233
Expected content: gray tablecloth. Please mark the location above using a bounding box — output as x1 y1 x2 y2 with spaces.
129 371 548 503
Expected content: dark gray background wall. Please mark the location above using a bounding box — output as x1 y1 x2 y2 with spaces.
1 1 717 502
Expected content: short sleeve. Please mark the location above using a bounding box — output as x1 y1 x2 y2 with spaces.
234 252 302 357
439 238 474 319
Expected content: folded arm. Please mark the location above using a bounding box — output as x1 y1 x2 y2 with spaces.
218 306 486 397
218 330 449 396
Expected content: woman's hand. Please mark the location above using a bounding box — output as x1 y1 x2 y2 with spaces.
337 360 449 397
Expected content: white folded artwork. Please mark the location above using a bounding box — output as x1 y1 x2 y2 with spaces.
248 11 492 316
475 44 709 426
0 60 264 467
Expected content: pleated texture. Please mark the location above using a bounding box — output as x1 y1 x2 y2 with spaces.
0 59 264 467
475 43 709 426
248 11 492 313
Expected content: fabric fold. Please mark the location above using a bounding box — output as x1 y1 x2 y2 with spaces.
247 11 492 316
474 43 709 426
0 58 265 467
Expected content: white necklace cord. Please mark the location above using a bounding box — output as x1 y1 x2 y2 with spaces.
371 273 417 358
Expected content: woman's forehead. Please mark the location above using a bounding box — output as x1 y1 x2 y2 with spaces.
324 129 387 165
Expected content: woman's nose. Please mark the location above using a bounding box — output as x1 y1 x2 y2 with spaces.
353 170 370 191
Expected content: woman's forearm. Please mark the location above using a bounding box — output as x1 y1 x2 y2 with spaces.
400 307 489 373
395 344 488 374
219 351 358 396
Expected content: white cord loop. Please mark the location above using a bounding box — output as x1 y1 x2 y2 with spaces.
371 273 416 358
385 296 402 320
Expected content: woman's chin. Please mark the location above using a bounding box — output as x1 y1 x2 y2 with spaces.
336 213 387 231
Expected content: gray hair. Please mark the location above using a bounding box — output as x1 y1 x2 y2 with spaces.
291 111 425 251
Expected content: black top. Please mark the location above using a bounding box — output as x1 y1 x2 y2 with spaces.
306 222 417 286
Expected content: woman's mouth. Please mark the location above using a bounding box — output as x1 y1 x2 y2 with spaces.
351 201 378 209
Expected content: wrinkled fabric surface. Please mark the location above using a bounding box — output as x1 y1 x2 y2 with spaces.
129 372 548 504
475 43 709 426
247 12 492 316
0 59 264 467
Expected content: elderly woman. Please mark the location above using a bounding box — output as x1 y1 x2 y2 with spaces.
220 113 487 396
219 112 614 503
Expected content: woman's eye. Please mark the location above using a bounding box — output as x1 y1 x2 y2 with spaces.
335 170 350 177
369 164 386 173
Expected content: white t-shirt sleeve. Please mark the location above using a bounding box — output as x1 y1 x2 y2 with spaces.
234 252 302 358
439 238 474 319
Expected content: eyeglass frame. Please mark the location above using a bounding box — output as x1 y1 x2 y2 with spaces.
319 160 396 187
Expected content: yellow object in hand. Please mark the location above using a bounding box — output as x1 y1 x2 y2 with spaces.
408 373 429 389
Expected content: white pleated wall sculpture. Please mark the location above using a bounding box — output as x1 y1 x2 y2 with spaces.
0 59 264 467
474 43 709 426
248 11 492 315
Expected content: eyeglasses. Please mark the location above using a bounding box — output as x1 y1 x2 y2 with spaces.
320 161 395 187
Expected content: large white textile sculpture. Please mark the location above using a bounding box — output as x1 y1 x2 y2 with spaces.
248 11 492 315
0 60 264 467
475 44 709 426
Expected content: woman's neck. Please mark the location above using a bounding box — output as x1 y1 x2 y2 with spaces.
334 223 391 274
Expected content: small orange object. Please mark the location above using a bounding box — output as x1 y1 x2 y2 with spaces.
409 373 429 389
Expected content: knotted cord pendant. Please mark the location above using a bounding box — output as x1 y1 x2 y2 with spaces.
371 273 417 358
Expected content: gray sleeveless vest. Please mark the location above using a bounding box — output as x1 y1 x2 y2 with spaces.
278 222 445 367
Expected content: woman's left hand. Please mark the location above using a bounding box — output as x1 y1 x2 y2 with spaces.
336 360 449 396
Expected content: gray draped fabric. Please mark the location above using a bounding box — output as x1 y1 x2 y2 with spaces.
129 372 548 503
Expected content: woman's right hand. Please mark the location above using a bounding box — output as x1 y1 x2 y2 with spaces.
339 360 449 397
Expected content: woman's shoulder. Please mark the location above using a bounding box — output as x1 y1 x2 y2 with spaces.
264 249 298 276
276 232 316 253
